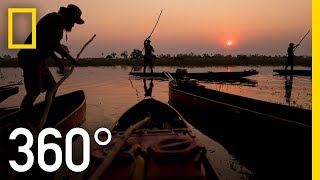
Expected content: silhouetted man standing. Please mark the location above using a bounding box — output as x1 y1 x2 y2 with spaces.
18 4 84 118
285 42 299 72
143 35 154 75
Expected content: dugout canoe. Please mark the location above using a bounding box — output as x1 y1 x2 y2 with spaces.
168 75 312 179
168 77 311 180
0 90 86 179
168 79 311 126
129 69 258 81
0 86 19 103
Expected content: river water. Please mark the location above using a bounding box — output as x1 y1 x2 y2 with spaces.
0 65 312 179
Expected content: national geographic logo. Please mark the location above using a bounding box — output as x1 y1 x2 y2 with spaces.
8 8 36 49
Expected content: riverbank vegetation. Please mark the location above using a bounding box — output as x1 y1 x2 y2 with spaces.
0 53 311 67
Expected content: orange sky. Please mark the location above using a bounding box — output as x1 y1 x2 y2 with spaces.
0 0 311 58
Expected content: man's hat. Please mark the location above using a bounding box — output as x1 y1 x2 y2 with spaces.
289 43 294 46
62 4 84 24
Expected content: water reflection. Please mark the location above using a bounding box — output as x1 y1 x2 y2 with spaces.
202 77 257 87
284 74 293 103
143 78 154 97
0 66 311 179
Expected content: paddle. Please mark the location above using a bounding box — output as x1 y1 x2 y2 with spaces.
89 116 151 180
36 34 96 135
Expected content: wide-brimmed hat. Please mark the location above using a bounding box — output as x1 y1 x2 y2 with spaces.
61 4 84 24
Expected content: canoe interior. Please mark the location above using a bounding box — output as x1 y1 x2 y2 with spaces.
112 97 188 131
86 98 219 180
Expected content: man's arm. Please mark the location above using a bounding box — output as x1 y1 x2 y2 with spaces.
55 44 79 66
293 44 300 51
144 35 151 44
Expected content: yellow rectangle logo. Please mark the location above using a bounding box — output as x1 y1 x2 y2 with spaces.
8 8 36 49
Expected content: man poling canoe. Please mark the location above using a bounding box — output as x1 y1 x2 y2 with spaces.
17 4 85 121
284 30 310 72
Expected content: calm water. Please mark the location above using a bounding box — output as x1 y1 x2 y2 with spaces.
0 65 312 179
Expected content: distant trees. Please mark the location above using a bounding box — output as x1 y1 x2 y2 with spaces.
3 54 11 60
120 51 128 59
106 55 113 59
102 50 310 62
130 49 143 59
111 52 117 59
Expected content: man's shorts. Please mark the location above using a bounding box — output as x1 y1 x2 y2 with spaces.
20 61 56 94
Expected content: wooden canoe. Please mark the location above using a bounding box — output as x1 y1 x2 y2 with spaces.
273 69 311 76
0 86 19 103
0 107 19 118
168 79 311 179
0 90 86 179
85 97 220 180
169 79 311 127
129 69 258 81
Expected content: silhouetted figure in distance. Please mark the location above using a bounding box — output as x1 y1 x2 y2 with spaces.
285 43 299 72
17 4 84 119
143 78 154 97
143 35 154 75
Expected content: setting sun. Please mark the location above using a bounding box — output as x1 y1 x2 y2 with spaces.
227 41 233 46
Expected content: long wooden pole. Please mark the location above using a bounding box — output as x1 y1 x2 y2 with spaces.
149 9 163 38
141 9 163 52
297 30 310 45
36 34 96 135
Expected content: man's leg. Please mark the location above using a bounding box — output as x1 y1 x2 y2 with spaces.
42 68 57 114
20 91 40 119
150 61 153 74
19 65 41 120
143 59 147 75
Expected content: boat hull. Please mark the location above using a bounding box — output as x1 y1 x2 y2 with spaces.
0 86 19 103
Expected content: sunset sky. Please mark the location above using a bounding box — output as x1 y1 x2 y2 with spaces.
0 0 311 58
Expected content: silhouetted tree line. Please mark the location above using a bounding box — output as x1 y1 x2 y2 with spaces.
0 54 12 60
89 50 312 61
